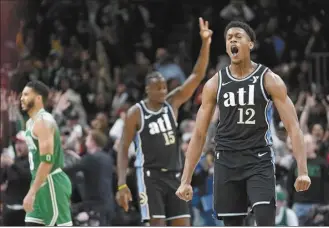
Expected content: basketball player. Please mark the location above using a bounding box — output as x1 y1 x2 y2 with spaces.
116 18 212 226
21 81 72 226
176 21 311 226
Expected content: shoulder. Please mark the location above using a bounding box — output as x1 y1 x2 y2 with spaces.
205 72 220 92
203 72 219 99
264 70 287 98
124 103 142 127
127 103 142 117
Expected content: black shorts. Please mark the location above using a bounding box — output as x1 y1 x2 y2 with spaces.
213 147 276 218
136 168 190 221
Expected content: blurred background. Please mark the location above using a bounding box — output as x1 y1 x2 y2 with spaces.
0 0 328 226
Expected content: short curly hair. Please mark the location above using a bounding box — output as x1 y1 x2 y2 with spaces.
224 21 256 42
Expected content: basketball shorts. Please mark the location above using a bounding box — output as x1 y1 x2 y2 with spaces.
25 168 72 226
213 148 276 219
136 168 191 221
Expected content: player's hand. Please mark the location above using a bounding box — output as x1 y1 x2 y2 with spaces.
116 185 132 212
176 183 193 202
199 17 213 44
294 175 311 192
23 191 35 212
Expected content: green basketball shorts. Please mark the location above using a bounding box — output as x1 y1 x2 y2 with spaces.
25 168 72 226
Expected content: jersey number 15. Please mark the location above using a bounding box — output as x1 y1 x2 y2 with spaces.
163 130 176 146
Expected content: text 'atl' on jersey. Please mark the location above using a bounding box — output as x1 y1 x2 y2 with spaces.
215 64 273 151
134 101 182 171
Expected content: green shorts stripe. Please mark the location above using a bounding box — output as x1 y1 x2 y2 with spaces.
57 221 73 226
48 175 59 226
25 217 45 225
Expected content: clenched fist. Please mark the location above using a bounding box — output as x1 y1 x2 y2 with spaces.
294 175 311 192
116 186 132 212
176 183 193 202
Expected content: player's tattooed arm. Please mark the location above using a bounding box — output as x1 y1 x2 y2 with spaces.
265 71 308 176
180 74 218 185
166 18 212 111
117 105 140 186
30 118 55 195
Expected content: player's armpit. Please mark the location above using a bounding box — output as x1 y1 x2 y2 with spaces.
181 74 218 184
265 71 308 175
117 105 140 186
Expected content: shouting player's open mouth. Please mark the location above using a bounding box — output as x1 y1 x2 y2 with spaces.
231 45 239 57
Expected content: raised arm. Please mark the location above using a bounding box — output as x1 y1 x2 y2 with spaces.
167 18 212 110
116 105 140 211
299 94 316 133
176 74 218 201
23 118 55 212
265 71 311 192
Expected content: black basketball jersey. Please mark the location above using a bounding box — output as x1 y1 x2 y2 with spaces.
215 63 273 151
134 100 181 171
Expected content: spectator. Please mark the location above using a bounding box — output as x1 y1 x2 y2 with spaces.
287 134 329 225
275 185 299 226
0 131 31 226
64 130 114 225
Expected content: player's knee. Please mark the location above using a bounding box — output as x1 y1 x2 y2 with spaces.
253 198 276 226
222 216 244 226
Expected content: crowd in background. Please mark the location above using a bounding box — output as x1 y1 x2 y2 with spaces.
0 0 329 226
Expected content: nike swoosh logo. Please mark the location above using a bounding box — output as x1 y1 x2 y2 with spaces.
145 115 152 119
258 152 268 157
222 81 232 86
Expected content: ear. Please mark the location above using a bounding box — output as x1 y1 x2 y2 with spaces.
249 41 254 50
37 95 43 103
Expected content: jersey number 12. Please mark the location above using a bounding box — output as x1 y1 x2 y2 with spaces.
237 108 255 124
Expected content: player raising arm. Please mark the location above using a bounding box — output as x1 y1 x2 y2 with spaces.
116 17 212 226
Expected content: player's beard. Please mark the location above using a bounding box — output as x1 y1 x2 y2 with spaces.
23 99 35 113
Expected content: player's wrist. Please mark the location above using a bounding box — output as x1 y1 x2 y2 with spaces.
118 184 128 191
180 177 192 185
297 165 308 176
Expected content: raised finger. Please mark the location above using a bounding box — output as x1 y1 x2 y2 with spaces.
199 17 204 30
205 21 209 29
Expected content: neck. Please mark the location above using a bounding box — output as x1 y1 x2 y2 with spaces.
28 106 44 120
145 99 163 112
89 147 100 154
230 59 254 79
